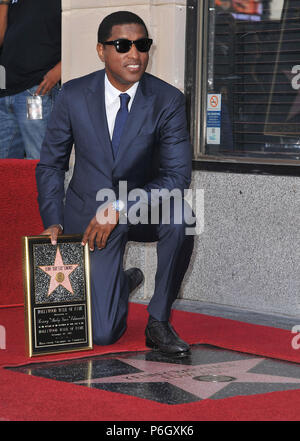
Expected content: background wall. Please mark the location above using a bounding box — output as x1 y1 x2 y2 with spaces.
62 0 300 317
62 0 186 91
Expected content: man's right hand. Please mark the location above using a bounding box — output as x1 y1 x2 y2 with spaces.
40 224 63 245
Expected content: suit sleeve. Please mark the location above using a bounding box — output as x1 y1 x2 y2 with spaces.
127 91 192 212
35 85 74 228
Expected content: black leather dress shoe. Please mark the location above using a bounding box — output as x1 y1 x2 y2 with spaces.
125 268 144 293
145 317 190 354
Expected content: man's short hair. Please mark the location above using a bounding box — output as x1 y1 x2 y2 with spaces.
98 11 149 43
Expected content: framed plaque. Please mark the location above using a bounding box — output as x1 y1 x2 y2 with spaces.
22 235 93 357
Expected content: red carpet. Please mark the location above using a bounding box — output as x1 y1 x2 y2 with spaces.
1 303 300 368
0 159 43 307
1 303 300 421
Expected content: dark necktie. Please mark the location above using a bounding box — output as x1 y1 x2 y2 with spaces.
111 93 130 159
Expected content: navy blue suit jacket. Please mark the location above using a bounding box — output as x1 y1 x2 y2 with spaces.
36 69 192 233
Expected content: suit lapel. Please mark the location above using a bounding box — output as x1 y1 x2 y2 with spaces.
84 71 154 175
85 70 114 176
113 74 154 168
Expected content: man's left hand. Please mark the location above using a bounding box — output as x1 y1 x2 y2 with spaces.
36 61 61 96
81 203 119 251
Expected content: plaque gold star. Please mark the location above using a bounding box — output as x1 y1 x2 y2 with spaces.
38 247 79 297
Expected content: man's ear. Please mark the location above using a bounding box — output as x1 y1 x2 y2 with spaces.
96 43 105 62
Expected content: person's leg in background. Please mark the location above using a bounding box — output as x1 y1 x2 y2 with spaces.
0 95 24 158
14 84 60 159
0 84 60 160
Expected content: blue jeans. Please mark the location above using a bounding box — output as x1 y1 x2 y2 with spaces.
0 84 60 159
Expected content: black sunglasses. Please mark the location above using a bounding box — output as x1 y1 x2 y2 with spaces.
101 38 153 53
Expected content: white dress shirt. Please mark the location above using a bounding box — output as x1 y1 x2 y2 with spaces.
104 74 139 140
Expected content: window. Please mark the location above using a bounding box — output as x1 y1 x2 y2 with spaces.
186 0 300 172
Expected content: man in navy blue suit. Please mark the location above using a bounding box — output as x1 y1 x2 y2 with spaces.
36 11 194 355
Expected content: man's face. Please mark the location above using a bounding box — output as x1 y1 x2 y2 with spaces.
97 23 149 92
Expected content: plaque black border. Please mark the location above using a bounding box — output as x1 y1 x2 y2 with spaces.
22 235 93 357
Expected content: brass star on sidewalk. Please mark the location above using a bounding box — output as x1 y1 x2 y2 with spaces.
38 247 79 297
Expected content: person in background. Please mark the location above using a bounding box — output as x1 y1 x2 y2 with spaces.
0 0 61 159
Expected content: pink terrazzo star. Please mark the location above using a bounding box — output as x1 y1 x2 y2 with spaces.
38 247 78 297
76 357 300 400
